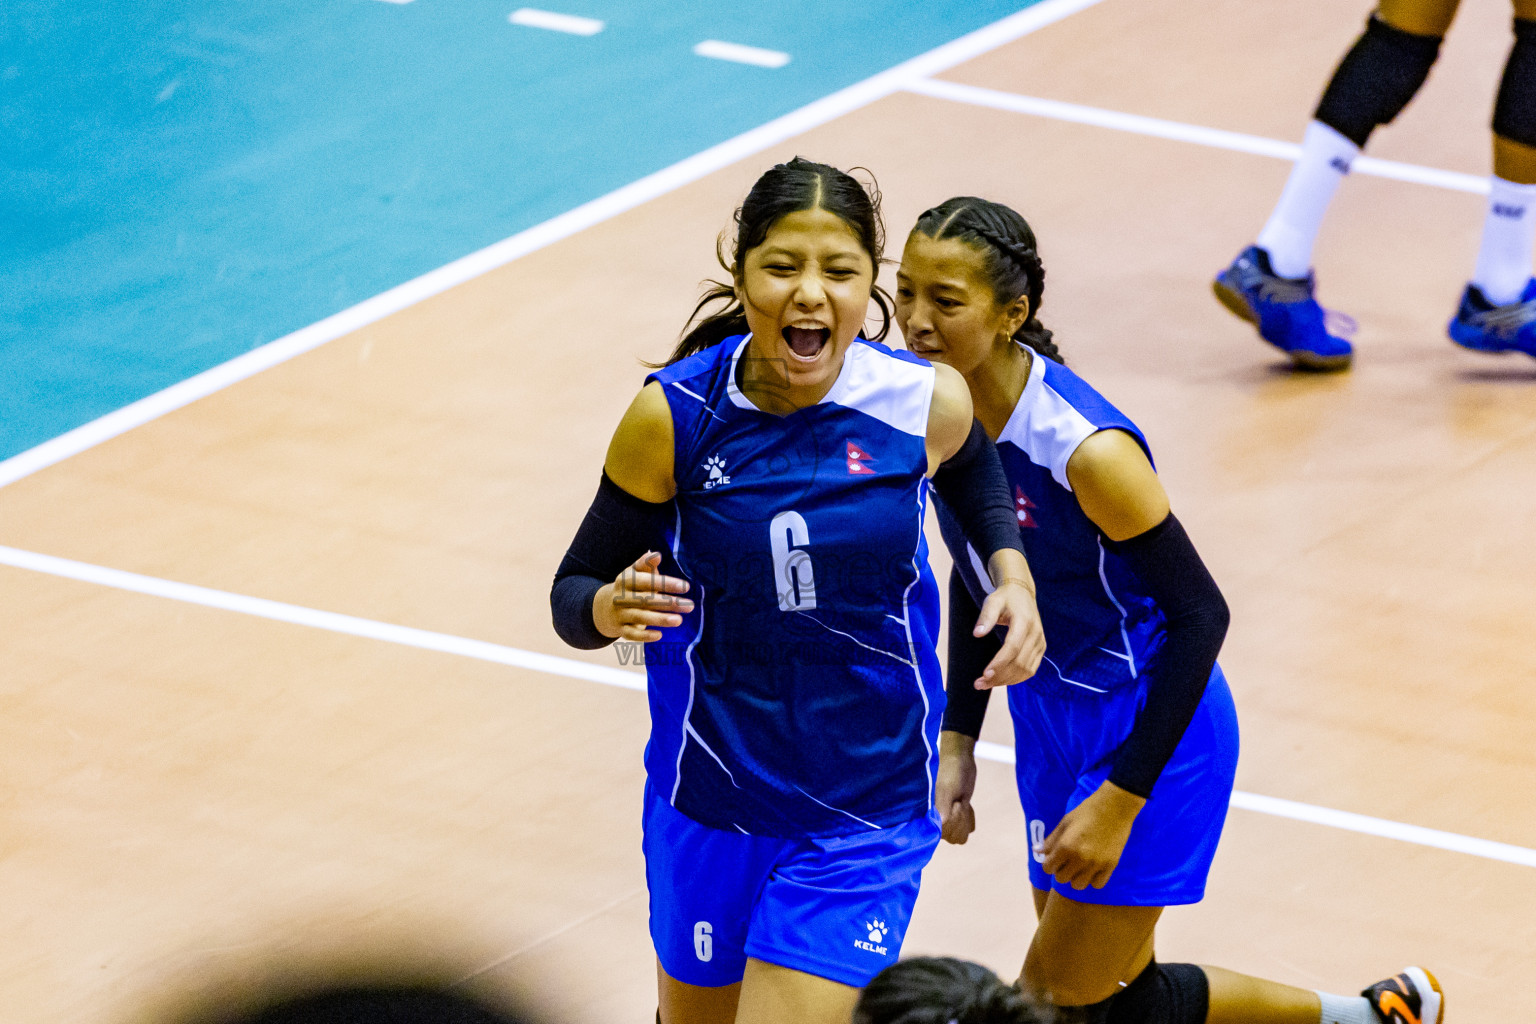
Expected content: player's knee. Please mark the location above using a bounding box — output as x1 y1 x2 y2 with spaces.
1025 962 1125 1009
1059 961 1208 1024
1376 0 1460 38
1494 19 1536 149
1314 14 1443 147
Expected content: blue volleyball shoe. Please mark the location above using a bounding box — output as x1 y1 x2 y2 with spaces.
1447 278 1536 357
1213 246 1354 371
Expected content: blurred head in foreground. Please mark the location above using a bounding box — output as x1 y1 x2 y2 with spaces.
183 983 531 1024
855 957 1053 1024
135 940 544 1024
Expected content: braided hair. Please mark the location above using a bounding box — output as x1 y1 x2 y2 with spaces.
656 157 893 366
854 957 1054 1024
910 197 1061 363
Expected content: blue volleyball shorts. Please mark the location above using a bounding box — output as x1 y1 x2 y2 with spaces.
641 781 941 988
1009 664 1240 906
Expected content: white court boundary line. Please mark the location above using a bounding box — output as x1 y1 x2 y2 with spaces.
0 0 1106 492
2 541 1533 871
972 742 1536 868
904 78 1490 195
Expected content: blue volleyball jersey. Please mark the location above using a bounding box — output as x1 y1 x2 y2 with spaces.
934 351 1167 700
640 335 946 839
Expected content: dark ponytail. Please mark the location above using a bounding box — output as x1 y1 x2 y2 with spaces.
910 197 1062 363
656 157 892 366
855 957 1053 1024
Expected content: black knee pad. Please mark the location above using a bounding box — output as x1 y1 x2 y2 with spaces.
1494 19 1536 148
1066 959 1209 1024
1315 14 1443 147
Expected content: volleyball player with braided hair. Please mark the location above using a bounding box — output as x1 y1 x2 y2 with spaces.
894 197 1443 1024
1216 0 1536 368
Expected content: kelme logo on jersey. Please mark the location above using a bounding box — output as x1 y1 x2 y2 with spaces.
846 440 876 475
854 919 889 955
702 454 731 490
1015 486 1038 528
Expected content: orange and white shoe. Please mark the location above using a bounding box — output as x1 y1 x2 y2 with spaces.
1362 967 1444 1024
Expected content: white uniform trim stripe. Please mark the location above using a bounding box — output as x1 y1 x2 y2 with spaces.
792 611 914 666
1095 537 1138 679
670 507 706 806
724 336 757 411
794 786 884 830
1039 654 1109 693
966 542 994 596
998 352 1097 491
685 722 740 787
901 485 937 814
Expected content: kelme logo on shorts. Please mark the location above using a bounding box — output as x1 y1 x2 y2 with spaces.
854 919 888 955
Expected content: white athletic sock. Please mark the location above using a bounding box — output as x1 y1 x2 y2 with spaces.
1317 991 1376 1024
1471 176 1536 305
1256 121 1361 278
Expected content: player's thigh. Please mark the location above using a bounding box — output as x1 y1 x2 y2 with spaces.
657 961 741 1024
1377 0 1461 37
734 958 861 1024
1516 0 1536 23
1023 890 1163 1006
1031 885 1050 921
745 812 940 986
642 783 780 990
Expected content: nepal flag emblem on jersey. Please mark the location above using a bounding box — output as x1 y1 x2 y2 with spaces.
1015 486 1038 528
847 440 876 475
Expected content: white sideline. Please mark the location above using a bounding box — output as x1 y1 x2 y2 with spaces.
0 545 644 694
2 542 1533 871
973 741 1536 868
904 78 1490 195
0 0 1106 493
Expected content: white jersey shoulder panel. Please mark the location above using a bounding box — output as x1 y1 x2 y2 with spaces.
823 341 935 438
997 353 1098 491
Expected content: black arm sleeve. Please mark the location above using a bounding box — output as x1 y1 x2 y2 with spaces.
550 473 672 650
943 567 999 738
1103 513 1230 798
930 419 1025 566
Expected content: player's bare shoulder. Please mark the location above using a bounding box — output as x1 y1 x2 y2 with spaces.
604 380 676 502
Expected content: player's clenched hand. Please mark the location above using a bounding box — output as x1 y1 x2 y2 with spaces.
1035 780 1145 890
936 731 979 845
973 581 1046 687
593 552 693 642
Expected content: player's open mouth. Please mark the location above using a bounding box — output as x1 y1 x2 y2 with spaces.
782 325 831 360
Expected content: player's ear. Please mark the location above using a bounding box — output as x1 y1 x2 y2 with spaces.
1003 295 1031 338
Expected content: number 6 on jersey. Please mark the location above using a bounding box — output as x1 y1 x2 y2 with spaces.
769 510 817 611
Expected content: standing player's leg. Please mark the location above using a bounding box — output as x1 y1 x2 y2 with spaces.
645 784 774 1024
734 960 860 1024
657 966 740 1024
1017 675 1441 1024
1449 0 1536 356
1022 888 1162 1006
734 811 941 1024
1214 0 1459 370
1022 891 1443 1024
